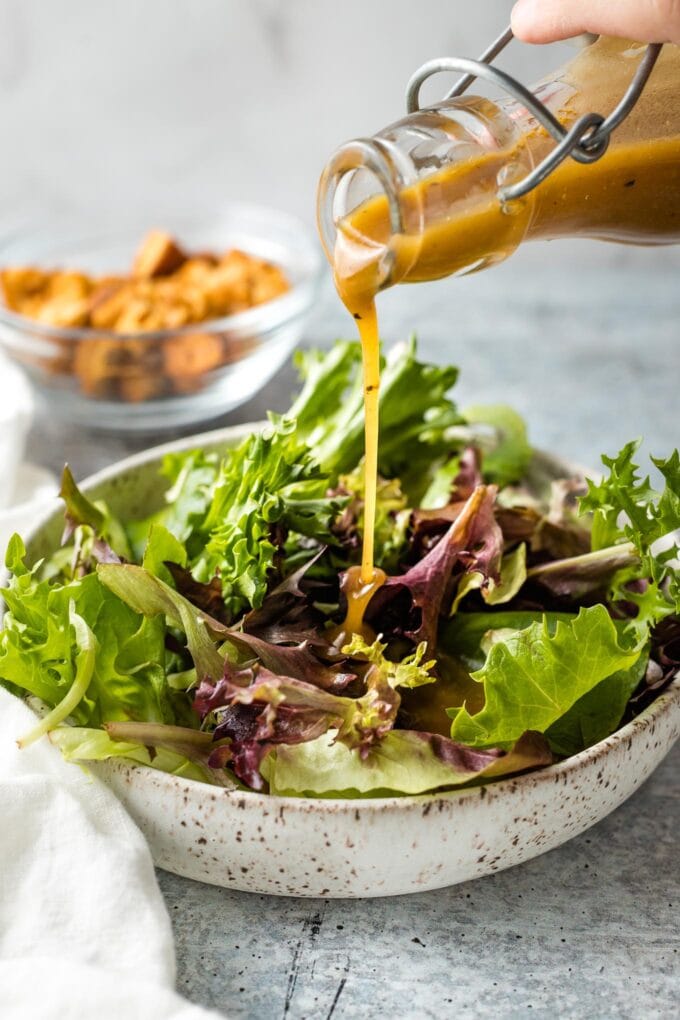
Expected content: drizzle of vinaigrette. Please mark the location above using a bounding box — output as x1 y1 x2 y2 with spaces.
328 564 386 649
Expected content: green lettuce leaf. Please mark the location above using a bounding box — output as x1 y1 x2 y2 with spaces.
545 652 648 757
578 441 680 633
462 404 532 487
143 418 341 620
97 563 225 683
142 523 188 584
262 729 552 797
18 602 97 748
581 441 679 553
60 465 131 561
452 543 527 612
341 634 436 690
1 536 171 730
448 605 642 749
440 605 577 671
419 454 462 511
49 724 235 786
149 449 219 548
289 338 462 496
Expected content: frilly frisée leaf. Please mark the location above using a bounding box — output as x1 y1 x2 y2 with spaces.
341 634 436 691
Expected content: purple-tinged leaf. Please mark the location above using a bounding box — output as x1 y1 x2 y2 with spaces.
194 653 400 788
165 561 227 622
368 485 503 652
104 721 236 787
451 447 483 502
526 543 638 599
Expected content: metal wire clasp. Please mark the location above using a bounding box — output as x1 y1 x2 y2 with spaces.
406 26 662 203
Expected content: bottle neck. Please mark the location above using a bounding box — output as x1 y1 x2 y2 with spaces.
319 97 537 315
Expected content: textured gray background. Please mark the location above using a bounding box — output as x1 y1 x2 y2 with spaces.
1 0 568 231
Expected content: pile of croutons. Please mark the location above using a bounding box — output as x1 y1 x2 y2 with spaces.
0 231 289 402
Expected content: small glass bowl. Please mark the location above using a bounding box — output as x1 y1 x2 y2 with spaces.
0 205 323 431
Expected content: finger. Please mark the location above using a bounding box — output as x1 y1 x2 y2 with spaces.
511 0 680 45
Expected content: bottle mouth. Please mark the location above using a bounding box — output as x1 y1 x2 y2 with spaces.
316 137 423 291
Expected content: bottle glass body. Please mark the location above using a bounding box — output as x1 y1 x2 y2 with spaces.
318 39 680 314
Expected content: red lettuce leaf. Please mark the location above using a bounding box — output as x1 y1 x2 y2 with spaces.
98 562 355 694
242 550 325 627
239 550 337 651
196 656 399 789
409 447 482 559
450 447 483 502
367 485 503 652
165 561 227 622
226 631 356 694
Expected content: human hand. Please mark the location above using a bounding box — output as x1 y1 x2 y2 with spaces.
511 0 680 45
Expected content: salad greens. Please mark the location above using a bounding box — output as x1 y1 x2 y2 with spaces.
448 606 641 748
1 339 678 797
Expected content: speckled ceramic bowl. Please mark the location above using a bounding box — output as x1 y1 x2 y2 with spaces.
22 426 680 898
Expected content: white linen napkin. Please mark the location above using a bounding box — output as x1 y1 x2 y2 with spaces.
0 689 220 1020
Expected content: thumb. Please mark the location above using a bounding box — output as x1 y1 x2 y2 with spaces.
511 0 680 45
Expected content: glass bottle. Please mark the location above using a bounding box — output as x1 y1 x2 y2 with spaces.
317 38 680 314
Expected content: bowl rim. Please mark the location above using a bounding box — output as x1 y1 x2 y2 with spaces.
22 421 680 812
0 203 325 344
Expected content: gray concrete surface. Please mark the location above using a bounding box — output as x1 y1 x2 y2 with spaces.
28 250 680 1019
